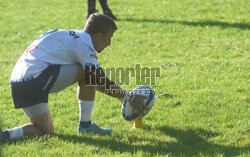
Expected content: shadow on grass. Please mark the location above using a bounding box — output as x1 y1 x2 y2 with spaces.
157 125 248 156
121 18 250 30
55 125 248 156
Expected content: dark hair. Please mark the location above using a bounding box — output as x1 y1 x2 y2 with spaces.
84 13 118 35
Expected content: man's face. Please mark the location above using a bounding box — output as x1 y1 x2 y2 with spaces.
92 30 114 53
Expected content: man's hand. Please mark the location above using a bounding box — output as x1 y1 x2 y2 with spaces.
130 94 148 116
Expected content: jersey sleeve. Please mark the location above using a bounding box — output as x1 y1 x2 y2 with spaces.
73 43 99 70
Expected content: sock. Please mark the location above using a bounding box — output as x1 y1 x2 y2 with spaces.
88 0 96 11
6 127 23 141
98 0 108 10
79 100 94 124
80 121 91 128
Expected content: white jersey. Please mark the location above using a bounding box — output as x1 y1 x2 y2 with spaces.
11 29 98 81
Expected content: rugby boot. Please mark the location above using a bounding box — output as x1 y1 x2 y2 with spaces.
78 122 112 134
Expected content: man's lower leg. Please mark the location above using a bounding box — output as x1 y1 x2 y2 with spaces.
77 83 112 134
2 124 44 142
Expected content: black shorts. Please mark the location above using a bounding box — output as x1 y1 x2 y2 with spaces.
11 65 60 109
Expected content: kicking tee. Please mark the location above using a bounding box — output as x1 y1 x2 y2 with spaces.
11 29 98 82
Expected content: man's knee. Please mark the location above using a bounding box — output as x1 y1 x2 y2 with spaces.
31 124 54 135
34 121 54 135
41 127 54 135
73 64 85 83
30 111 54 135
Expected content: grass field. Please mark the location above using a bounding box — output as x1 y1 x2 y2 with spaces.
0 0 249 156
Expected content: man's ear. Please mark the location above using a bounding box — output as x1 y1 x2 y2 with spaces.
95 32 103 38
92 32 103 41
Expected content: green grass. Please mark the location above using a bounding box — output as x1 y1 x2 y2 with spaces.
0 0 249 156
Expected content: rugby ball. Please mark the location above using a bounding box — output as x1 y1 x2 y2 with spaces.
121 86 155 121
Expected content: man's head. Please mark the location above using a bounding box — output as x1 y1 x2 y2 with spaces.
84 13 118 53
